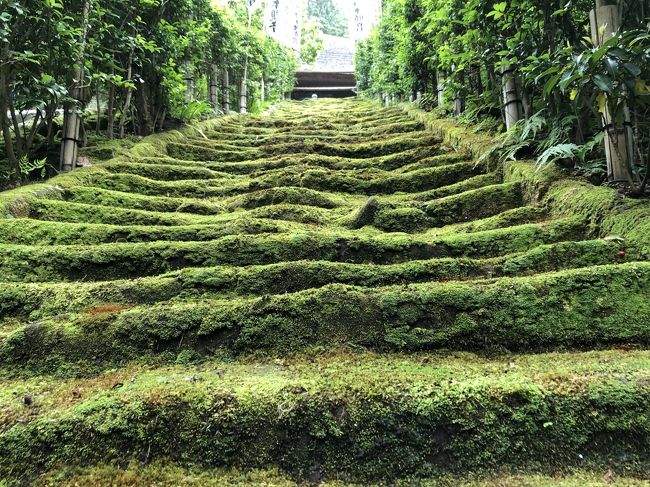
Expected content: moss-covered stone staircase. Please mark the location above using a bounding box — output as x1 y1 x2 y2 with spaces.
1 99 649 486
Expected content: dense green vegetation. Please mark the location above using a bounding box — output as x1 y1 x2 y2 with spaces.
0 0 300 188
1 1 650 483
1 98 649 485
356 0 650 190
307 0 349 37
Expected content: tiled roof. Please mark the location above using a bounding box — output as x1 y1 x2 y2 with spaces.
300 34 355 72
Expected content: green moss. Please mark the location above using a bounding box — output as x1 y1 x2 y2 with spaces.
389 173 502 203
103 160 233 181
2 97 650 484
250 161 479 195
225 186 342 210
2 262 648 370
21 197 221 226
435 206 548 235
167 132 440 162
32 464 650 487
424 183 523 226
64 186 225 215
81 170 249 198
0 218 587 281
0 238 625 322
0 217 282 245
0 351 649 484
374 207 430 232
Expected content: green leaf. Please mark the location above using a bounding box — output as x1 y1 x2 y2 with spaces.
604 56 619 77
544 74 561 97
624 62 641 77
593 74 613 94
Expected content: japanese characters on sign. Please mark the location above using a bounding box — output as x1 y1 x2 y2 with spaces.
264 0 304 51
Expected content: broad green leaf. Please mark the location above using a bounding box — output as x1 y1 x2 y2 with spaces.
593 74 613 94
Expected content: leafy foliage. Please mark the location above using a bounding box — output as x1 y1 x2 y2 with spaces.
356 0 650 188
307 0 349 37
0 0 299 188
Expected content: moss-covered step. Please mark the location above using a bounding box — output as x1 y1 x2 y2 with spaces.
61 186 226 215
207 118 425 137
106 151 462 182
1 97 649 484
0 218 588 281
2 263 648 370
199 124 426 145
167 135 443 163
0 218 286 246
216 111 414 130
102 160 235 181
214 132 439 156
33 464 650 487
0 239 626 321
19 198 229 226
111 150 452 176
78 170 251 198
184 129 436 151
248 161 483 195
1 351 648 484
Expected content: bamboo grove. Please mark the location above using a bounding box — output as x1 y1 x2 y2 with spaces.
0 0 302 187
356 0 650 192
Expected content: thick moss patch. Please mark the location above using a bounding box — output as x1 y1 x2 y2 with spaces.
1 98 649 484
1 351 649 484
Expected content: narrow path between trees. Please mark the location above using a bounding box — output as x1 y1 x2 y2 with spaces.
0 99 649 485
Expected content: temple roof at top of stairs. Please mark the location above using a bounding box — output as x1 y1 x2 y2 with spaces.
300 34 355 73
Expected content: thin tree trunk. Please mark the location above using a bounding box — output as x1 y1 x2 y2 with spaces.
107 84 115 138
46 107 56 147
501 64 522 130
436 70 445 107
240 7 253 114
184 63 194 103
9 103 22 157
79 120 87 148
60 0 90 172
136 81 154 136
159 108 167 132
591 0 634 183
222 69 230 114
95 84 102 134
209 64 219 111
0 44 19 183
118 46 135 139
240 64 248 114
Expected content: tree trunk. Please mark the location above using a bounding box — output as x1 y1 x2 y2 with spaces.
240 7 253 114
135 82 154 136
159 108 167 132
240 64 248 114
107 81 115 139
184 63 194 103
0 44 19 184
222 69 230 114
590 0 635 183
60 0 90 172
436 71 445 108
95 84 102 134
501 64 523 130
453 69 465 116
118 49 134 139
209 64 219 111
521 86 533 119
